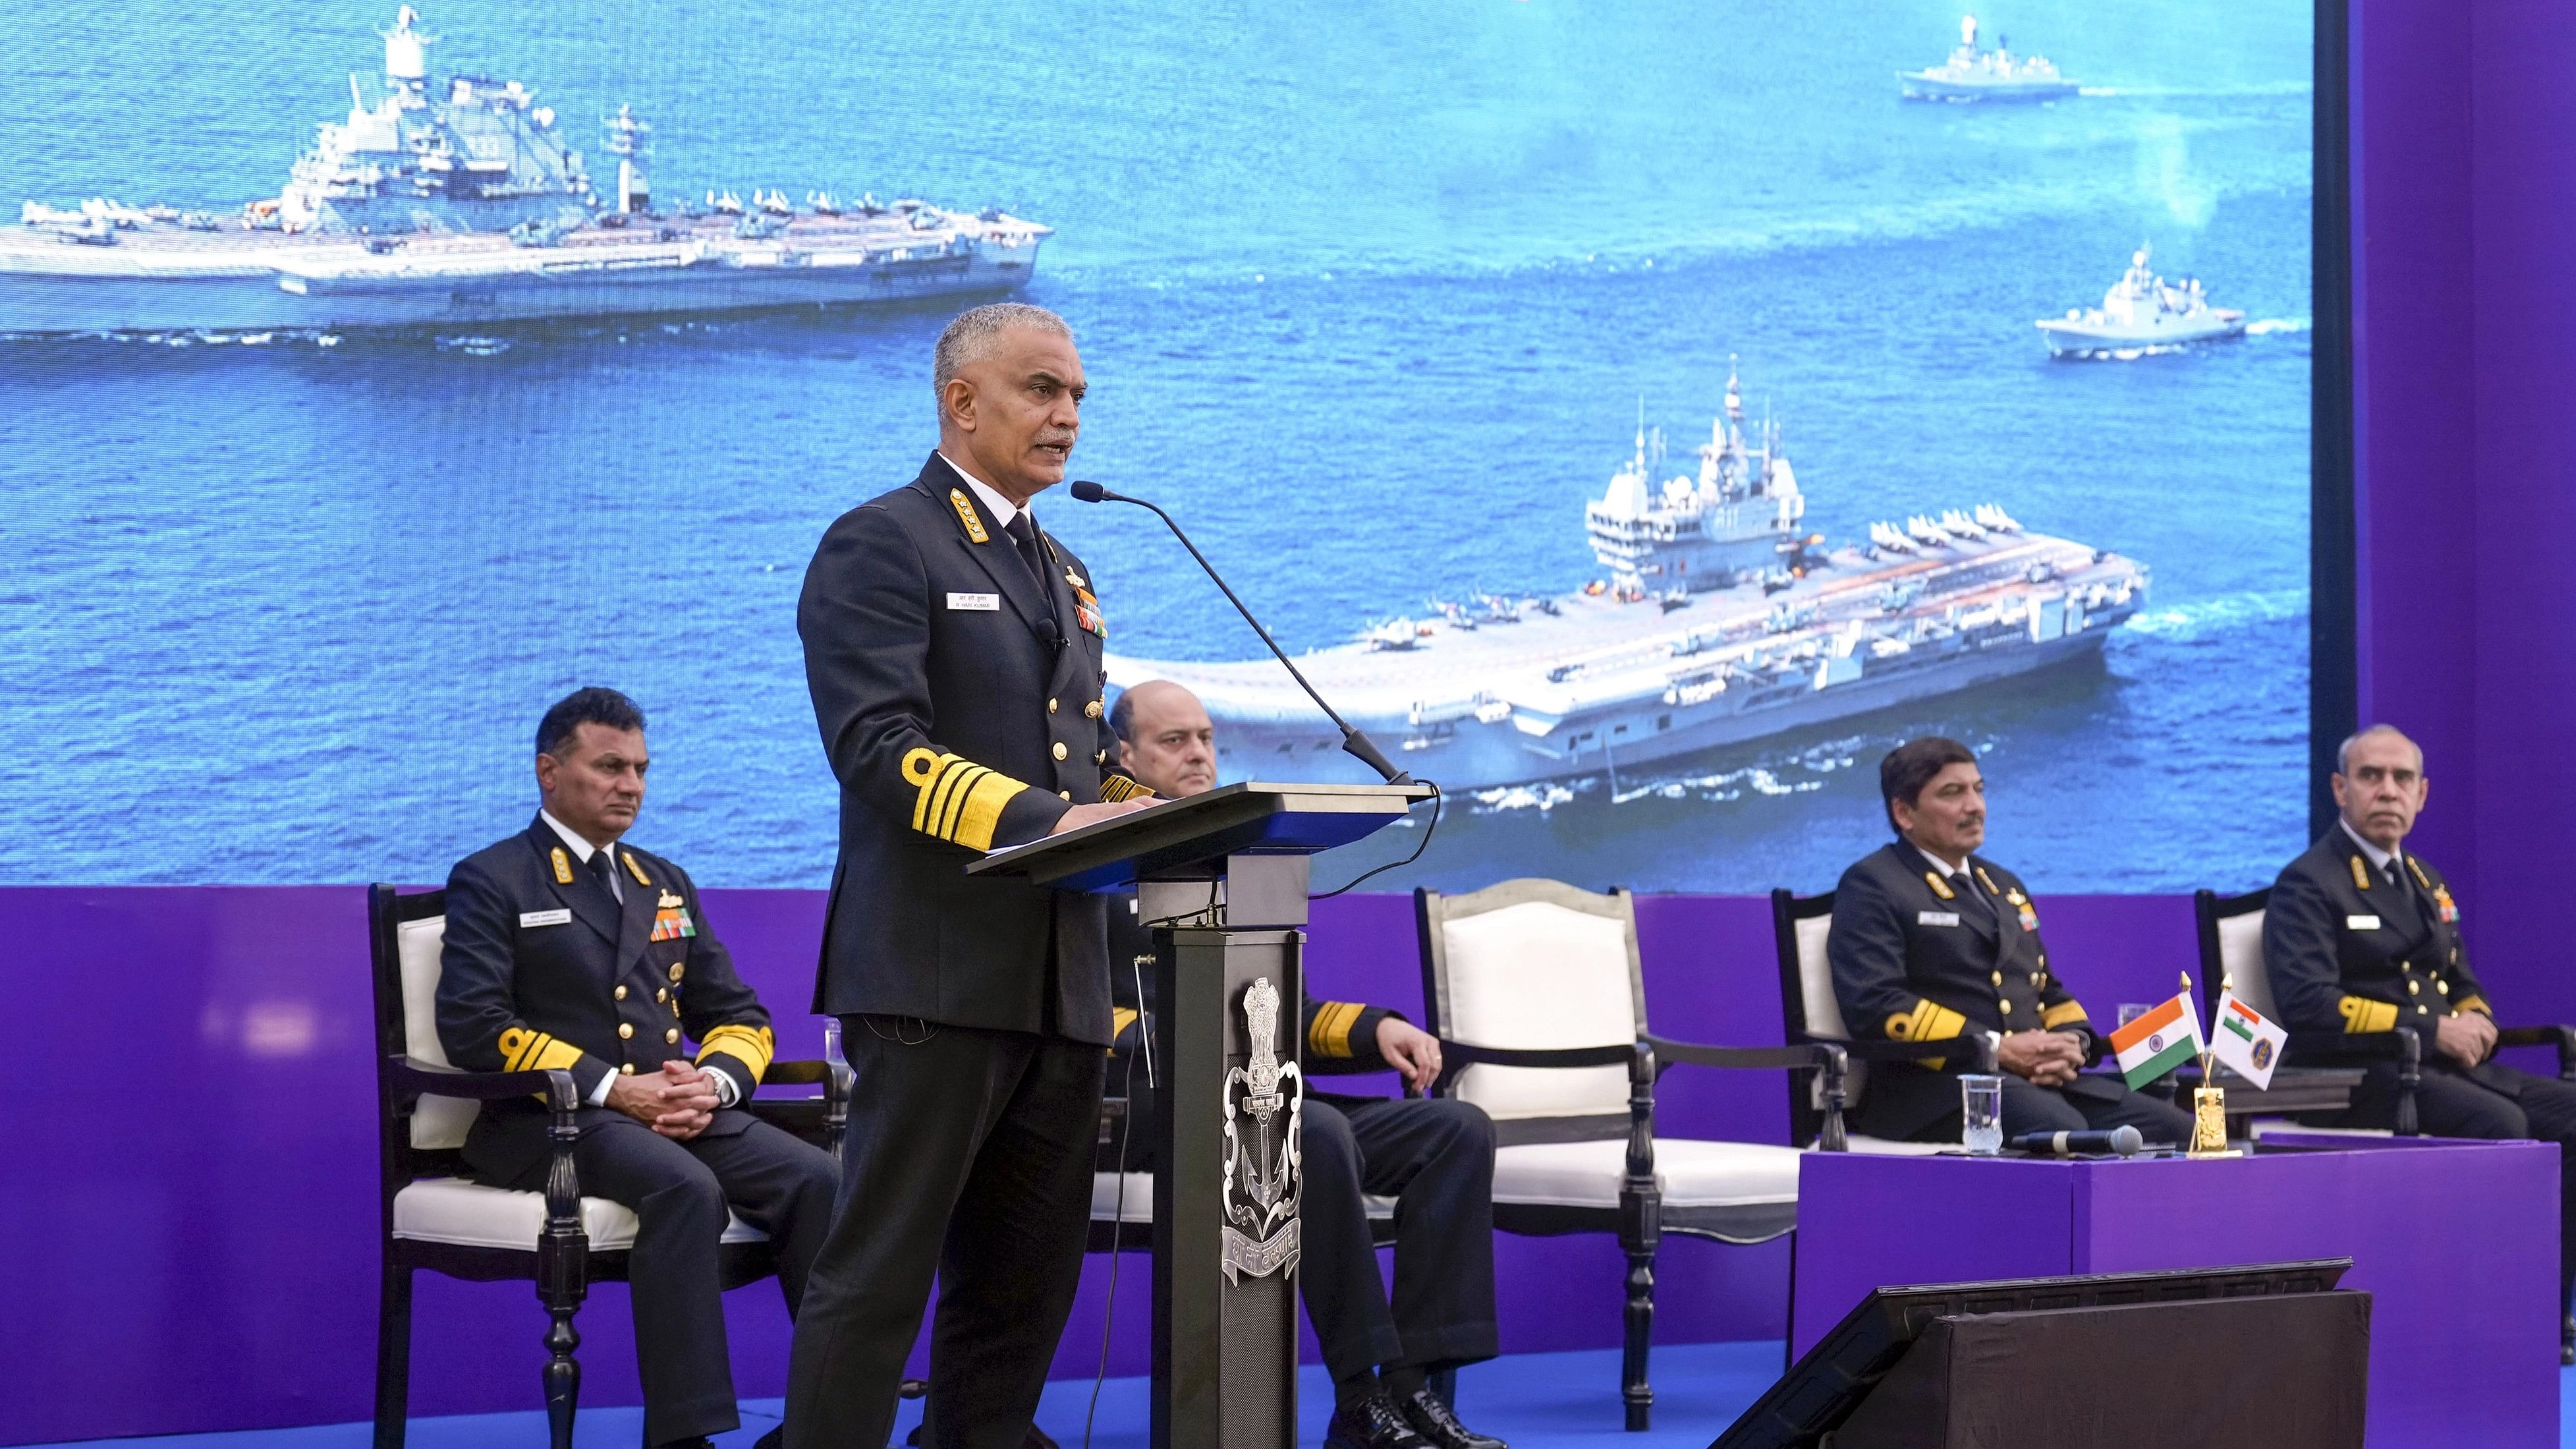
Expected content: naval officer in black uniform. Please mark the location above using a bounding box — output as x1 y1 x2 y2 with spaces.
783 303 1154 1449
1101 681 1505 1449
1829 737 2193 1143
2265 724 2576 1353
438 687 838 1449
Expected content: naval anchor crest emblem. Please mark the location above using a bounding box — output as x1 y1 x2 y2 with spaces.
1220 976 1303 1284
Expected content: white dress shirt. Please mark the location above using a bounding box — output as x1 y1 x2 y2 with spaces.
537 810 735 1108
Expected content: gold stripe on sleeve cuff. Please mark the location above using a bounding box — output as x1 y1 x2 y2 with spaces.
1100 774 1152 803
2040 1000 2090 1031
696 1023 775 1087
904 749 1033 850
1306 1001 1365 1058
1112 1007 1139 1038
2338 995 2399 1033
1884 998 1967 1043
2455 995 2492 1017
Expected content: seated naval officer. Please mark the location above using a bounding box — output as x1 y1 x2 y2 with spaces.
2265 724 2576 1351
1104 680 1505 1449
1829 737 2193 1143
437 687 837 1449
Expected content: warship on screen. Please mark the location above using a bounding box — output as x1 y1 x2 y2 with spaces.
1109 362 2148 792
0 8 1049 335
1899 14 2082 103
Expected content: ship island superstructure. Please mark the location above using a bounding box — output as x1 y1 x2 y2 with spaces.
0 8 1049 335
2037 244 2247 358
1107 362 2147 792
1900 14 2081 103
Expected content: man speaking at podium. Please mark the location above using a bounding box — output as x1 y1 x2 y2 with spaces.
784 302 1152 1448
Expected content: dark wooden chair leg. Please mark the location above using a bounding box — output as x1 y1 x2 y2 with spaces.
1620 1042 1660 1432
537 1071 589 1449
374 1257 412 1449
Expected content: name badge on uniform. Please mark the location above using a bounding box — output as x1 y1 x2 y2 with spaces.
1918 911 1960 927
2345 914 2382 931
947 592 1000 611
518 909 571 928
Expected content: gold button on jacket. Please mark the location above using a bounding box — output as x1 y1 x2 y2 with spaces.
665 1027 681 1044
617 1022 634 1039
614 985 628 1001
1052 741 1068 761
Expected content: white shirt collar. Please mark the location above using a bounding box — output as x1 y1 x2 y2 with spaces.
2339 818 2401 875
540 809 615 864
938 451 1022 530
1900 836 1973 882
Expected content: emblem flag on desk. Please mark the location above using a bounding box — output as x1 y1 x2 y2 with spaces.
2209 990 2289 1090
2108 993 2206 1090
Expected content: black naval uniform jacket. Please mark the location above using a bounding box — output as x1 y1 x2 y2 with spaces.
798 454 1148 1045
2263 830 2507 1090
1103 896 1399 1165
1828 838 2112 1139
437 818 778 1183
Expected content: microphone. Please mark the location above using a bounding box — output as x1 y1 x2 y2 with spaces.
2005 1125 2146 1157
1068 480 1411 784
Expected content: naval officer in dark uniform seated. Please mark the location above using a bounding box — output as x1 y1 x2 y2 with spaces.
783 302 1154 1449
1829 737 2193 1144
437 687 838 1449
1104 681 1505 1449
2265 724 2576 1353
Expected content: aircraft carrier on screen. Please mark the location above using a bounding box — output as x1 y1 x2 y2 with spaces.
0 7 1048 336
1108 362 2148 793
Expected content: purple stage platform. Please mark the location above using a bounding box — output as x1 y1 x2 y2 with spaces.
1793 1137 2563 1448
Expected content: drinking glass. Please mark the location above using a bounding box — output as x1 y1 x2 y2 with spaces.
1961 1073 2004 1155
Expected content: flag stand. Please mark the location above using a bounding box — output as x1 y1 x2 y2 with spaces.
2185 971 2243 1158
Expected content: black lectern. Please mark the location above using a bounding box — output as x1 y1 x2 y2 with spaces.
971 780 1434 1449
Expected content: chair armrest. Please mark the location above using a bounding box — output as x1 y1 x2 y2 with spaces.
1428 1040 1634 1098
1645 1036 1851 1151
389 1056 584 1112
1824 1034 2002 1075
2283 1029 2422 1134
2493 1024 2576 1080
747 1057 853 1155
1641 1035 1837 1074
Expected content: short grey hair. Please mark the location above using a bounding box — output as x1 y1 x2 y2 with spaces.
934 302 1074 417
2337 723 2423 774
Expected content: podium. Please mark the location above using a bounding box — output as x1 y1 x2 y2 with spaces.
971 780 1434 1449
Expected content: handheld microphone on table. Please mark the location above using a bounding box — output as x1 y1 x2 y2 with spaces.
1067 480 1413 785
2006 1125 2146 1157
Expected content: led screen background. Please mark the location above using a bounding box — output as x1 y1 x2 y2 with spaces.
0 0 2312 893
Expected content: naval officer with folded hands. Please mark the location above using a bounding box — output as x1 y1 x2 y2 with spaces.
437 687 837 1449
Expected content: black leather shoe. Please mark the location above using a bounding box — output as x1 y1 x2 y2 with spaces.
1399 1387 1507 1449
1324 1389 1431 1449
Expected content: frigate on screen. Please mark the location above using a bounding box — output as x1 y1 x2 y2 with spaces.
1111 360 2150 793
0 7 1049 335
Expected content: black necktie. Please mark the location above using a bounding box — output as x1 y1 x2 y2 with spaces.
588 847 619 903
1003 512 1049 593
1951 872 1996 923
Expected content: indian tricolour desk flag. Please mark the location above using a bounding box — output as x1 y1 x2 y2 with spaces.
2108 994 2206 1090
2209 989 2290 1091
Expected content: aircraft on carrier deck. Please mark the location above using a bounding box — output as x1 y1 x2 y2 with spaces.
1108 361 2148 791
0 8 1049 336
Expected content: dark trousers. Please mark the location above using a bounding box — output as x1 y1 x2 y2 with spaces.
2345 1059 2576 1309
490 1112 840 1446
1897 1073 2196 1144
1301 1096 1503 1386
783 1018 1104 1449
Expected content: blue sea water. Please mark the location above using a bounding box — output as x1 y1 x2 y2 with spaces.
0 0 2312 894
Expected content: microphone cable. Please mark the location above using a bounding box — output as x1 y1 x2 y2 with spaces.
1082 952 1155 1449
1310 781 1443 900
